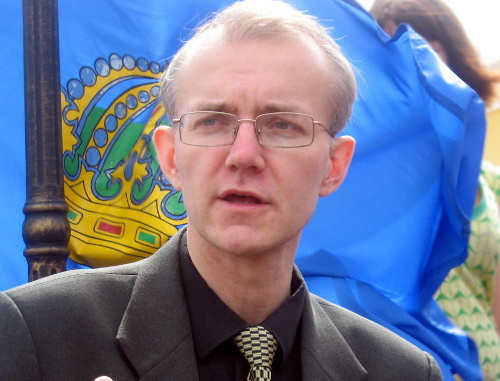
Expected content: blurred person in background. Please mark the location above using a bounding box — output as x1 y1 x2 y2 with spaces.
371 0 500 378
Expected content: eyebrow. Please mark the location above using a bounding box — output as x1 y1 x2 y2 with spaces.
192 102 236 113
191 101 302 115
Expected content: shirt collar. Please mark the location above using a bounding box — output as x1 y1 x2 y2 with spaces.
179 234 305 367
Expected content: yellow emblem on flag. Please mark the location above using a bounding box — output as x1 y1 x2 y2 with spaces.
61 54 187 268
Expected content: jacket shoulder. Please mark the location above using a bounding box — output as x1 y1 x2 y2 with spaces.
3 226 185 305
309 294 443 380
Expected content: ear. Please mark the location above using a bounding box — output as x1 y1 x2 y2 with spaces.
319 136 355 197
153 126 182 191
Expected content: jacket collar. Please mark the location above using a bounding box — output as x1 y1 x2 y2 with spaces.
116 229 199 380
300 281 368 380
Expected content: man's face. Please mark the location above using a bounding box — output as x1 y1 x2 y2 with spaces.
155 35 354 258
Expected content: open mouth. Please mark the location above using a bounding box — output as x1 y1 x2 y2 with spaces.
223 194 263 204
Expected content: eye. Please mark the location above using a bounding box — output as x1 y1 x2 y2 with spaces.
266 117 304 133
273 120 294 130
193 114 230 130
201 118 219 127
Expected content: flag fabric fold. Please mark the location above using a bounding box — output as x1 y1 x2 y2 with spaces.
296 1 484 379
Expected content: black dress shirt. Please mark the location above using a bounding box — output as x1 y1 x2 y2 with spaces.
179 234 305 380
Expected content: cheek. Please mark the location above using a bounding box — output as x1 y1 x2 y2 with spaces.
283 155 329 203
283 170 322 229
176 149 220 191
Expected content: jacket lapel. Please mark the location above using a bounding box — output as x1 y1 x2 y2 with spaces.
116 230 199 380
300 287 368 381
115 233 368 380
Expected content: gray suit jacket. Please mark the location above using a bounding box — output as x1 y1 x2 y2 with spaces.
0 229 442 380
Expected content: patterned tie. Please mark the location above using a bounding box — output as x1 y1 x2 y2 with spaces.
234 326 278 381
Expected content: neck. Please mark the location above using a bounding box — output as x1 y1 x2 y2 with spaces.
187 228 296 326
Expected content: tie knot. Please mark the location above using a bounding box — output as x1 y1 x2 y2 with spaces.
234 326 278 380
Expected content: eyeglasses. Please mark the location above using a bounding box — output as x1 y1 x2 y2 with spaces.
172 111 332 148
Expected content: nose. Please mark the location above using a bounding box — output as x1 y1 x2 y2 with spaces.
225 121 265 171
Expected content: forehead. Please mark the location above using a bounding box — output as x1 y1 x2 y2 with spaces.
174 34 334 117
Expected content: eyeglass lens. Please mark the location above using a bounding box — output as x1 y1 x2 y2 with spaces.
178 111 315 147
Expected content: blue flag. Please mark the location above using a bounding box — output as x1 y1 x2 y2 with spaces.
0 0 27 291
0 0 483 379
294 1 484 379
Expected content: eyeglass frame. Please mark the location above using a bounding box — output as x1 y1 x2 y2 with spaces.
172 111 334 148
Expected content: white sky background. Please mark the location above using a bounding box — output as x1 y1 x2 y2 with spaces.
357 0 500 65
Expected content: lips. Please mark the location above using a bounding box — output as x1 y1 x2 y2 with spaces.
220 190 265 205
223 194 262 204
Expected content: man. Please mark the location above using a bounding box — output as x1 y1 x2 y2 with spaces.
0 1 442 380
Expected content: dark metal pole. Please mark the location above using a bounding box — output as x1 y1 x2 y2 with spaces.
22 0 70 281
